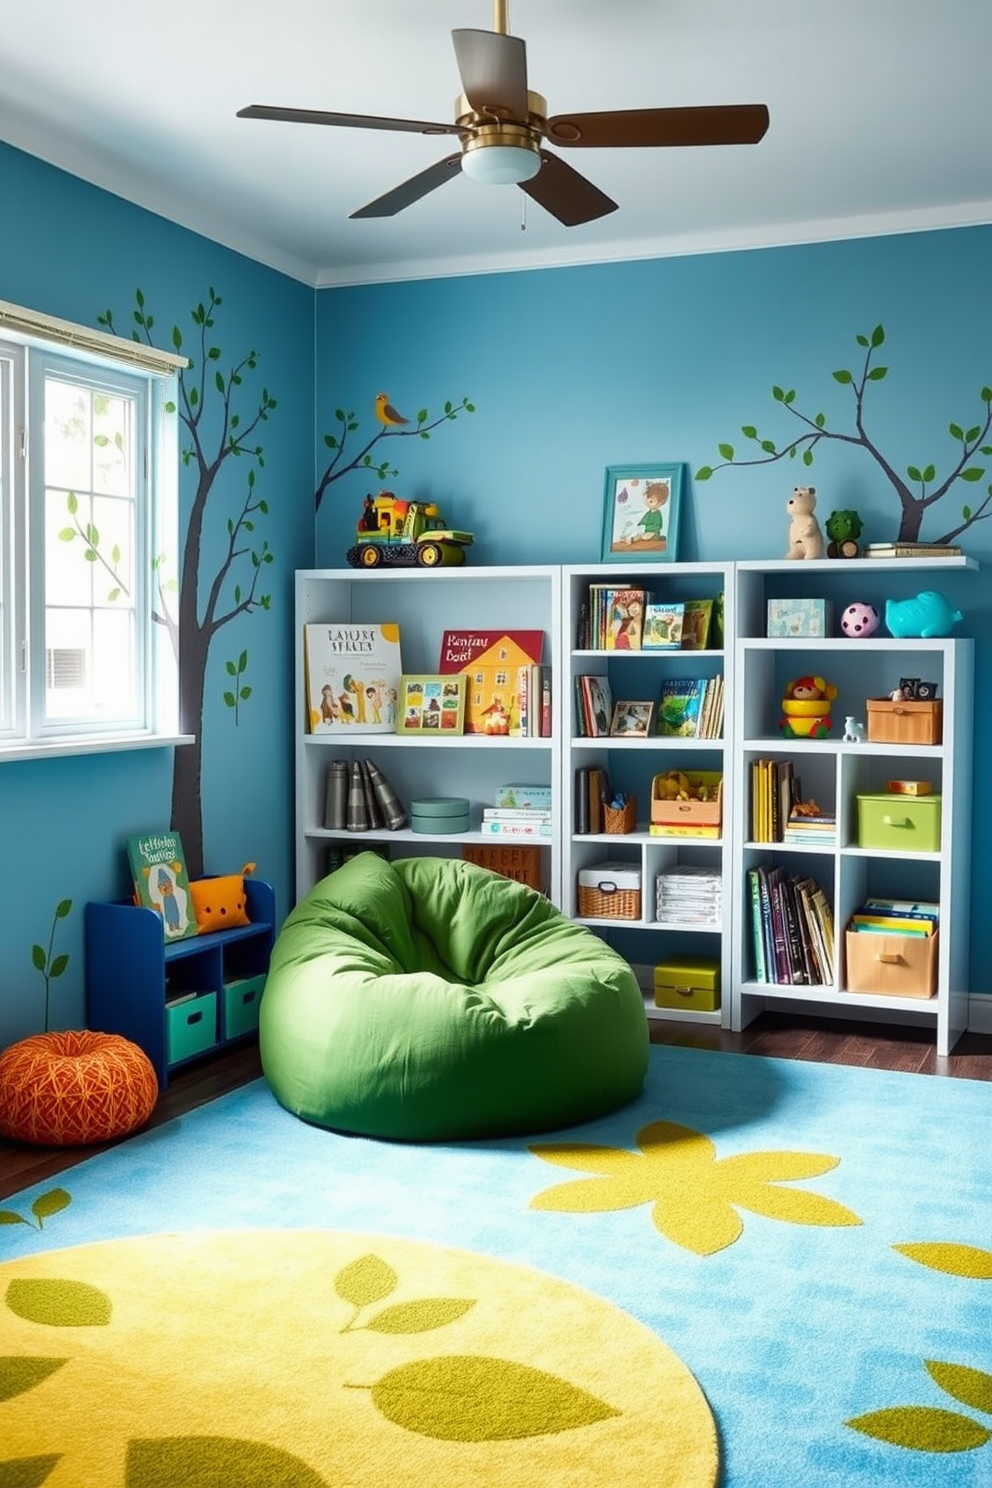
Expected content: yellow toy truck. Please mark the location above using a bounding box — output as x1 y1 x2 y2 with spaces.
346 491 474 568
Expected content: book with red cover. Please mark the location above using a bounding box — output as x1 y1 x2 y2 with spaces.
438 630 544 735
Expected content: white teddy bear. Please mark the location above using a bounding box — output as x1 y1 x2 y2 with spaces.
785 486 825 560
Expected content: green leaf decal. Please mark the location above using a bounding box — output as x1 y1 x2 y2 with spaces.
960 466 984 481
927 1360 992 1415
718 443 735 460
0 1455 62 1487
369 1355 620 1440
867 366 888 381
126 1436 328 1487
31 946 46 971
847 1406 990 1453
31 1190 71 1226
0 1356 68 1401
6 1278 111 1328
894 1241 992 1279
0 1211 27 1227
367 1298 475 1334
832 369 853 384
695 466 713 480
335 1254 397 1309
870 324 886 347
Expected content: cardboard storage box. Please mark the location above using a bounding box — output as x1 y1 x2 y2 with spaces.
654 956 721 1012
577 862 641 919
857 793 942 853
166 991 217 1064
866 698 943 745
766 598 834 638
845 929 938 999
650 772 723 838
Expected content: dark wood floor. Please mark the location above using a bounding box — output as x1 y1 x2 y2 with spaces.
2 1014 990 1202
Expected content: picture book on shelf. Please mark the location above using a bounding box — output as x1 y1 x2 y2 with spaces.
576 674 613 737
438 629 544 735
304 623 402 733
398 674 466 733
642 602 684 649
680 598 714 650
126 831 197 941
605 589 647 650
656 678 705 737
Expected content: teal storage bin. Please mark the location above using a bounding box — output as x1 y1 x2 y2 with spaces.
410 796 470 834
856 793 942 853
224 974 266 1040
166 991 217 1065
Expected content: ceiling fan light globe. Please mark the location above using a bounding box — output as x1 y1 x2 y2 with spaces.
462 144 541 185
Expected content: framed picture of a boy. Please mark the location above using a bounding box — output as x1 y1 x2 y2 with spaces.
600 462 684 562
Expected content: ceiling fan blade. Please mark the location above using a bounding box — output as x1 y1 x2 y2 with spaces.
520 151 618 227
349 153 463 219
451 29 529 119
547 103 770 149
237 104 459 137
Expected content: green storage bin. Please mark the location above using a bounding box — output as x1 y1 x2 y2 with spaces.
224 973 266 1039
166 991 217 1065
654 956 721 1012
856 793 942 853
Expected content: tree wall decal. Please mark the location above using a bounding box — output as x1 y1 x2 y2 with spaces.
696 325 992 544
314 397 474 512
99 288 275 878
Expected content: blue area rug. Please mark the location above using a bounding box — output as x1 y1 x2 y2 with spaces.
2 1044 990 1487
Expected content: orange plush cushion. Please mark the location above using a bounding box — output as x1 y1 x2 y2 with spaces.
0 1030 158 1146
190 863 255 933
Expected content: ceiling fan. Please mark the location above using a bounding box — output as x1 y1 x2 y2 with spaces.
237 1 769 227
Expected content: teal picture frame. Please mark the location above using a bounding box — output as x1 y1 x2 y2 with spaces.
600 462 684 563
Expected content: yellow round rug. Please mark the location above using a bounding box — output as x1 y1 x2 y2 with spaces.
1 1228 717 1488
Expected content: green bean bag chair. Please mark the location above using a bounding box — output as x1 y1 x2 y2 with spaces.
260 852 648 1141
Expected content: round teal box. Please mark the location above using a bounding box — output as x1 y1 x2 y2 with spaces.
410 796 471 834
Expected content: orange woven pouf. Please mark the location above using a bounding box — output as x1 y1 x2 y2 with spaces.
0 1030 159 1146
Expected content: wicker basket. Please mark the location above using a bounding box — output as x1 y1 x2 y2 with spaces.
577 884 642 920
603 797 637 834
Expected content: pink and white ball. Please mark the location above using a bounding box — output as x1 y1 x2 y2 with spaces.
841 602 880 638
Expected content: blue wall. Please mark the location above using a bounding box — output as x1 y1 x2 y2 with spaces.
0 143 316 1045
315 229 991 994
2 136 990 1047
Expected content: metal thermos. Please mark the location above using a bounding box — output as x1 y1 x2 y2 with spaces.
365 758 408 830
324 760 348 830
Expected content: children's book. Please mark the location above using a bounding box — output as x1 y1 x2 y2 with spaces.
438 629 544 735
126 831 197 941
656 678 705 737
304 623 402 733
580 674 614 737
609 700 654 737
642 602 684 649
398 674 466 733
605 590 647 650
680 598 714 650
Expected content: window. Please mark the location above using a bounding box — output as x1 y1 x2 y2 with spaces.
0 301 186 758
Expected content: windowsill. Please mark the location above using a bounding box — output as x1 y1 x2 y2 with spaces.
0 733 195 763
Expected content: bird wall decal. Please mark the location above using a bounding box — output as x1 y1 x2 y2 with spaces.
375 393 410 429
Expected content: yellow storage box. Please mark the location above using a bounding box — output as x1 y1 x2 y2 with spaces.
654 956 721 1012
856 793 942 853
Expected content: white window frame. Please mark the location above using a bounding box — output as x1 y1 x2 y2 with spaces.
0 300 188 762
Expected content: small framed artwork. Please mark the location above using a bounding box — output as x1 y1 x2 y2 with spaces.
609 700 655 738
398 674 466 733
601 462 684 563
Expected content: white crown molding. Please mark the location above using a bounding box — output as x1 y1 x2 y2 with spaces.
6 120 992 292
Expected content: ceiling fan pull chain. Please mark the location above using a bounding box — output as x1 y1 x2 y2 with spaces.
520 192 527 231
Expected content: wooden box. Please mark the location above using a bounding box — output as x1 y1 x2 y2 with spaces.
462 844 543 890
844 929 938 999
866 698 943 745
650 772 723 838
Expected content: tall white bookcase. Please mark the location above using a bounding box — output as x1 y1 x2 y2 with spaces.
731 559 975 1057
559 563 735 1026
295 567 561 904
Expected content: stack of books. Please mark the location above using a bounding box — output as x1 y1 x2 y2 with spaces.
863 541 962 559
782 804 837 846
847 898 938 936
747 865 835 985
655 865 722 927
480 805 552 838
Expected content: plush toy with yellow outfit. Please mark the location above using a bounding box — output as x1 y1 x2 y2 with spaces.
780 677 837 738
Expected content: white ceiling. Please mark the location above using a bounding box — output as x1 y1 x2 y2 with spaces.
2 0 990 288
